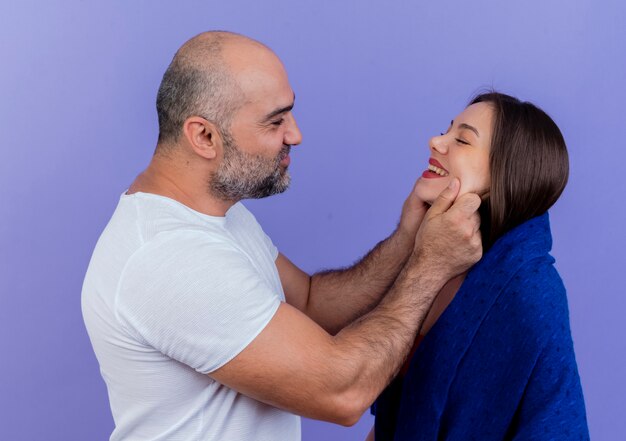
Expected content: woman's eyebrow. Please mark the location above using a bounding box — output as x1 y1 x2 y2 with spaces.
458 123 480 137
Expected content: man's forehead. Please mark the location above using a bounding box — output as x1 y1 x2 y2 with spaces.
234 59 289 91
236 67 293 107
222 43 294 117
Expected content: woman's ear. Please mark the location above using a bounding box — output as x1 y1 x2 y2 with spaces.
181 116 223 160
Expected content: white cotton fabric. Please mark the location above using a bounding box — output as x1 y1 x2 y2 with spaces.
82 192 300 441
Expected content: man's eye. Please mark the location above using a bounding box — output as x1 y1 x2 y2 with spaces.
456 138 470 145
271 119 285 127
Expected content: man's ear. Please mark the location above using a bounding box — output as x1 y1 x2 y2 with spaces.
182 116 223 160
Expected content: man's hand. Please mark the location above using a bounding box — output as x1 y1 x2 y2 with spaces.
398 178 430 240
281 178 431 334
211 181 479 427
412 178 483 282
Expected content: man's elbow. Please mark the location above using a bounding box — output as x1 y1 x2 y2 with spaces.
325 389 370 427
335 409 364 427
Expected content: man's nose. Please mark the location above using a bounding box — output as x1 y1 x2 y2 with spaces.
284 114 303 146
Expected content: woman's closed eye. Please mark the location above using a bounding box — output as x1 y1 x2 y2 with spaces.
441 130 470 145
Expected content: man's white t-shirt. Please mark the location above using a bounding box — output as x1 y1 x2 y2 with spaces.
82 192 300 441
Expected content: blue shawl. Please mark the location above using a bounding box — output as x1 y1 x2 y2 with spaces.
374 213 589 440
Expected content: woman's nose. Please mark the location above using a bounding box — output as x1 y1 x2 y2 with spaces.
429 135 447 154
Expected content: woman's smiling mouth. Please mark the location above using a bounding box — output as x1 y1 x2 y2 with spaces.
422 158 449 178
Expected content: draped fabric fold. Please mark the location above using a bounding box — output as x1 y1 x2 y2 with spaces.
374 213 589 441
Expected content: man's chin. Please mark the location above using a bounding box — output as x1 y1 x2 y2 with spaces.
246 188 288 200
247 175 291 200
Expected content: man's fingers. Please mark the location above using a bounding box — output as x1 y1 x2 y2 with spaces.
427 178 460 217
410 177 421 194
471 212 482 233
450 192 482 218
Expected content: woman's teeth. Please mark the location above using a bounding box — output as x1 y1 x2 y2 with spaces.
428 164 449 177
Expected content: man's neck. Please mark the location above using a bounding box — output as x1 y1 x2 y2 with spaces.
127 155 236 217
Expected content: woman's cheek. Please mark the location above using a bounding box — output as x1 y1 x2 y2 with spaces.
457 171 489 198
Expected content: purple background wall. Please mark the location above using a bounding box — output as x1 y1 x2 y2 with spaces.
1 1 624 439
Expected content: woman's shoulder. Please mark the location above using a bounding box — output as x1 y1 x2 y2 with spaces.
498 255 572 337
506 254 565 300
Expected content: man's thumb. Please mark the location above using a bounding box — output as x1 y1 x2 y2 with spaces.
454 193 482 217
428 178 460 216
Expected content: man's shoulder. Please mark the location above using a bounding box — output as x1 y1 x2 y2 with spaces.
116 229 258 309
128 228 241 272
107 195 247 273
226 202 264 230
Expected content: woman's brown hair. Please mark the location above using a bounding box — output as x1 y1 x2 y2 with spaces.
471 92 569 249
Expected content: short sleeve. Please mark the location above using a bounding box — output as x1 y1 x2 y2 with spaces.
262 230 278 260
115 231 281 374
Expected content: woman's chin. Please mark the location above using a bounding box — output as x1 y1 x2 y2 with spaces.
416 177 449 205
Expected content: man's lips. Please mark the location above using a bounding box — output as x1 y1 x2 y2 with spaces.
279 146 291 166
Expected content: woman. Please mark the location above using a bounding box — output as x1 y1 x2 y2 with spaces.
369 92 589 440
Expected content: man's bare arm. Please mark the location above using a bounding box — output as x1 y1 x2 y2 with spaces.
211 180 483 425
279 180 429 334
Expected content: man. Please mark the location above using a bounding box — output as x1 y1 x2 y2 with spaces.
82 31 482 440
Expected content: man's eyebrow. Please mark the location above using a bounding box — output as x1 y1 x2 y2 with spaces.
262 93 296 122
457 122 480 137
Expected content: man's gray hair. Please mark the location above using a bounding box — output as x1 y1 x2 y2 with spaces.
155 33 243 148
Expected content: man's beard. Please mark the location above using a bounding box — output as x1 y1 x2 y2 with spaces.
209 130 291 201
